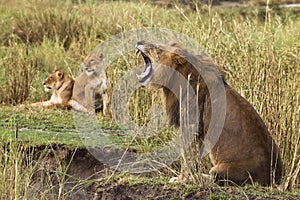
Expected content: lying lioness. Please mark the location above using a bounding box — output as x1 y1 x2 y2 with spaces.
71 52 110 115
136 41 283 186
30 69 74 109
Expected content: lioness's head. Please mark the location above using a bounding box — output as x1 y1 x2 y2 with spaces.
43 69 66 92
83 52 105 76
136 41 203 88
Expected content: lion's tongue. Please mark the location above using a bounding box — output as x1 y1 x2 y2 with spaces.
138 51 153 85
138 62 152 85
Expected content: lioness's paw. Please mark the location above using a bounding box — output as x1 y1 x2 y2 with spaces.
87 110 96 115
17 104 27 111
18 103 31 109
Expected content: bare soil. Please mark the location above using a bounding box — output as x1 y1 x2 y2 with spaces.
24 145 300 200
26 145 205 200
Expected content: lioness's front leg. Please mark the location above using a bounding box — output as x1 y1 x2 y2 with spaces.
30 100 55 108
101 91 110 116
70 99 88 112
85 84 95 114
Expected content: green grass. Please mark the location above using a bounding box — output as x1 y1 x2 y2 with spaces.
0 105 175 152
0 0 300 198
1 106 80 147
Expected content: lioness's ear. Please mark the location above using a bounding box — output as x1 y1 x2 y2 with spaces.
94 52 103 61
56 70 64 79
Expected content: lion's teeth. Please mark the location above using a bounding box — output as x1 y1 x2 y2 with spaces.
136 50 141 57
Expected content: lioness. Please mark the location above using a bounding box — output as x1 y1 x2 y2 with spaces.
30 69 74 108
71 52 110 115
136 41 283 186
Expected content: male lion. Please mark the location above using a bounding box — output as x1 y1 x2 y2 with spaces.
30 69 74 109
71 52 110 115
135 41 283 186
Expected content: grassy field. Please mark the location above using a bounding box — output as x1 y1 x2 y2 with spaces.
0 0 299 199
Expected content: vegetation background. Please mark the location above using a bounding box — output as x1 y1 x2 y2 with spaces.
0 0 299 199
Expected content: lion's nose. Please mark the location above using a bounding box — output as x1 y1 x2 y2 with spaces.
136 41 146 52
136 40 146 46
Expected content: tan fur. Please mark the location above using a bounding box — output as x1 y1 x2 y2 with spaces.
71 52 110 115
30 69 74 109
136 41 283 186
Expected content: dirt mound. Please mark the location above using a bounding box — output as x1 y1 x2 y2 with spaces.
26 146 103 199
97 183 209 200
23 145 298 199
25 145 207 199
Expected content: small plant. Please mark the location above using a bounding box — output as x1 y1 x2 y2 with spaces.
210 194 227 200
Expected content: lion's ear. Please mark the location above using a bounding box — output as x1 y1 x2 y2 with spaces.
175 55 187 65
171 50 187 65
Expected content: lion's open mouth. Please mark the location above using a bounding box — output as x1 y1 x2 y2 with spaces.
136 46 153 86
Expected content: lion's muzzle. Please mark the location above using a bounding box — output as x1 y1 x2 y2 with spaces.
136 42 153 86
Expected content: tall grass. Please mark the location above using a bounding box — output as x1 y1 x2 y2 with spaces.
0 121 87 199
0 0 299 192
0 133 60 199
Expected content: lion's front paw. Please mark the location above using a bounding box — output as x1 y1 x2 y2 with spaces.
103 109 111 117
169 177 179 183
169 174 189 183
